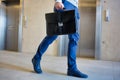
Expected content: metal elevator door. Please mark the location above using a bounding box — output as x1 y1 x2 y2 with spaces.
0 3 6 50
6 5 19 51
79 7 96 58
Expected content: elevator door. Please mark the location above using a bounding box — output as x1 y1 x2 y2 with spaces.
79 7 96 58
6 5 19 51
0 3 6 50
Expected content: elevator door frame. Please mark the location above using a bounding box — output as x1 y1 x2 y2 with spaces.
95 0 102 60
0 3 6 50
18 0 24 52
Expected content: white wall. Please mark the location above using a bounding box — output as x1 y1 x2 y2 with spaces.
22 0 58 56
101 0 120 61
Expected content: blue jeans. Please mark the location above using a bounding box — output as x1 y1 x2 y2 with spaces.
34 1 80 71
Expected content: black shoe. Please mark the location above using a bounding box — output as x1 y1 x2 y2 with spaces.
67 69 88 78
32 58 42 73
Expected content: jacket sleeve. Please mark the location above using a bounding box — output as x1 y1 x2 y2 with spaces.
55 0 62 2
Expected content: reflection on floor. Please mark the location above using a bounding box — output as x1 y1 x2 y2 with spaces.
0 50 120 80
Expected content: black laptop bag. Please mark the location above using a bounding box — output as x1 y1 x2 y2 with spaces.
45 10 76 36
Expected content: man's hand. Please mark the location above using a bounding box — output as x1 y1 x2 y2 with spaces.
54 2 64 10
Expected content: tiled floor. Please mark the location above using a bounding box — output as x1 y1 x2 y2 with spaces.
0 50 120 80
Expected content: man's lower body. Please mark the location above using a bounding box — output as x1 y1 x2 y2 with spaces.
32 32 88 78
32 1 88 78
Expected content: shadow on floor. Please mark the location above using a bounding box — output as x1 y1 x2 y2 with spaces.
0 62 32 72
43 68 67 76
